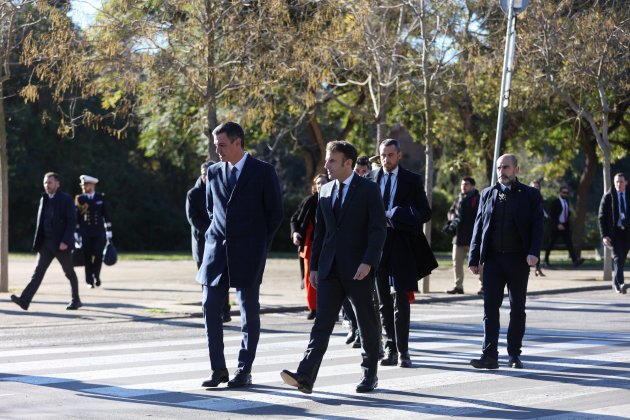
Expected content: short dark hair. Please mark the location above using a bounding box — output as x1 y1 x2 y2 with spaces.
201 160 214 172
559 185 569 193
312 173 329 194
212 121 245 148
462 176 476 186
379 138 400 151
44 172 59 181
614 172 626 181
356 156 370 167
326 140 358 167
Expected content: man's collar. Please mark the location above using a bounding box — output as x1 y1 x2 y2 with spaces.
228 152 248 172
383 166 399 177
338 171 355 187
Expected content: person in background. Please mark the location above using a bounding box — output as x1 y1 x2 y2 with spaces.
529 180 547 277
187 161 231 322
11 172 82 311
354 156 371 177
446 176 482 295
290 173 329 319
75 175 112 288
599 172 630 294
544 186 584 268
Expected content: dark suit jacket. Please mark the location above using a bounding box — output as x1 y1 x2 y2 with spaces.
33 191 76 252
196 155 284 288
75 192 110 238
549 197 571 229
469 180 544 266
599 189 629 241
310 174 386 282
368 166 438 291
186 176 210 264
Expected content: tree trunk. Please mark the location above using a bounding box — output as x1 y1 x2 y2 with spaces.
205 0 218 160
0 82 9 292
573 127 597 259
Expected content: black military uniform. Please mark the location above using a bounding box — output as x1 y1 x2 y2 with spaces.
76 175 112 287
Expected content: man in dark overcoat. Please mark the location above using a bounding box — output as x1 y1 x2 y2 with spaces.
11 172 82 311
468 154 543 370
196 122 283 389
368 138 437 369
599 172 630 294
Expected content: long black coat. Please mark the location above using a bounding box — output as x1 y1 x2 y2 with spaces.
448 189 480 247
186 176 210 264
33 191 76 252
290 193 318 253
368 166 438 292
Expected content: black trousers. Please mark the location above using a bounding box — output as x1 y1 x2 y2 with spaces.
545 227 577 263
21 239 80 304
83 234 105 285
481 252 529 359
612 227 630 288
196 261 231 318
376 269 410 354
297 266 379 383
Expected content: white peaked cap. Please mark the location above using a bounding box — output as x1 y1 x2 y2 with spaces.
79 175 99 184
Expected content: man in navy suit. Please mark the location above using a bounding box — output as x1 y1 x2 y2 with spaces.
369 139 437 368
281 141 386 394
469 154 543 370
196 122 283 388
599 172 630 294
11 172 82 311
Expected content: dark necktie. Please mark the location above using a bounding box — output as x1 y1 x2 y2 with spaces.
382 173 392 209
333 182 345 220
621 192 626 215
228 166 237 192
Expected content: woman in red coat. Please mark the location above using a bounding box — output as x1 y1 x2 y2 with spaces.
290 174 329 319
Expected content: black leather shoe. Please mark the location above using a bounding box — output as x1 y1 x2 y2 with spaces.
613 283 628 294
572 258 585 267
446 287 464 294
227 368 252 388
88 283 95 289
508 356 524 369
10 295 29 311
280 370 313 394
66 300 82 310
221 313 232 323
94 277 101 287
399 351 412 368
356 375 378 393
470 356 499 369
345 330 357 344
306 310 316 320
380 349 398 366
201 369 229 387
352 336 362 349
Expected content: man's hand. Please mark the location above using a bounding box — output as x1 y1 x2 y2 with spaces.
526 255 539 267
106 231 113 240
59 242 69 251
292 232 302 246
353 263 371 280
310 271 318 289
603 236 613 248
469 265 479 275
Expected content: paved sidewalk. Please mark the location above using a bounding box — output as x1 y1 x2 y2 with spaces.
1 255 612 328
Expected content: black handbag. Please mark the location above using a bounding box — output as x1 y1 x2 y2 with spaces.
103 239 118 266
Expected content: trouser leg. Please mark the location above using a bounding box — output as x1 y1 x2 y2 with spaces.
481 254 506 359
235 283 261 372
56 246 80 301
202 276 229 371
376 269 396 352
393 290 410 354
506 255 530 357
21 241 56 303
347 275 379 378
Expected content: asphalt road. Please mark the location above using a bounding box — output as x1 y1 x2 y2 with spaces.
1 289 629 419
